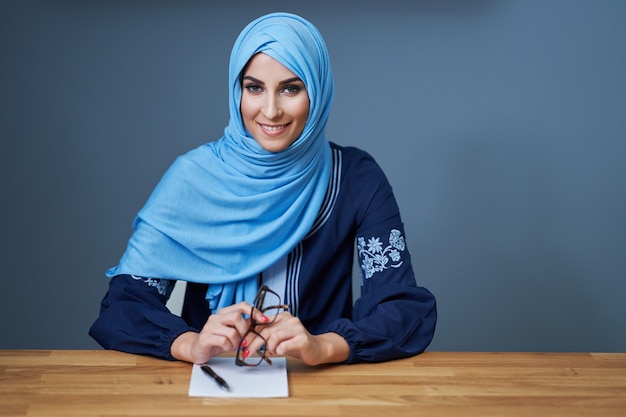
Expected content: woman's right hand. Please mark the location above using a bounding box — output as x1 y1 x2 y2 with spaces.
170 301 268 364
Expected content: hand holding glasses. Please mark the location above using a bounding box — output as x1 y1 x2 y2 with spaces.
235 285 290 367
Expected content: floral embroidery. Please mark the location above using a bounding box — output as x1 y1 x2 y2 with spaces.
357 229 405 279
131 275 174 297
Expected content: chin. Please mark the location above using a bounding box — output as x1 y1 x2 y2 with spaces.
256 137 297 153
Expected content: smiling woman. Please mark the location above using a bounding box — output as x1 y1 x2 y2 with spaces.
240 53 310 152
89 12 436 367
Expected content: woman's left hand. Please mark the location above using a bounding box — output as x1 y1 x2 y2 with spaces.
246 312 349 366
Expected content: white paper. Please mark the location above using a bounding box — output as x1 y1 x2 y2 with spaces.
188 357 289 398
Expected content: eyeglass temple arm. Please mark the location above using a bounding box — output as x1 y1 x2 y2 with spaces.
260 304 291 313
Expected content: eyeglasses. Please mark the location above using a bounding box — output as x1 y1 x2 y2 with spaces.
235 285 290 367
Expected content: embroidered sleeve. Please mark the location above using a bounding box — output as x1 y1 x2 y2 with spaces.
357 228 406 280
130 275 175 299
89 274 197 361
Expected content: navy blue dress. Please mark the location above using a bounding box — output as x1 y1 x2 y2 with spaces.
90 143 437 363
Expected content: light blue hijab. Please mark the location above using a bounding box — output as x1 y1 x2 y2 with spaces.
106 13 334 312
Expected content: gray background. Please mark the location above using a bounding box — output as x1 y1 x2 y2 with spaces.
1 0 624 352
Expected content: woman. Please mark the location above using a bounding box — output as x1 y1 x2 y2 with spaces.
90 12 436 366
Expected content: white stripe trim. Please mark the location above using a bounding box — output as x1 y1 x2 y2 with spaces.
285 243 303 317
307 147 342 237
286 148 342 317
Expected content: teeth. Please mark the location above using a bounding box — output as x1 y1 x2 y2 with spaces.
261 124 286 131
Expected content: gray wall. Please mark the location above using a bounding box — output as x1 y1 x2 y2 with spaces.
1 0 624 352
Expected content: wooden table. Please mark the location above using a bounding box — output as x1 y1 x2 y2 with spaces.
1 350 625 416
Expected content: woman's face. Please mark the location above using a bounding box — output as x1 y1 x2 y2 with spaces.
240 53 310 152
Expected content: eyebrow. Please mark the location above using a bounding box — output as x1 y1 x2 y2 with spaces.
242 75 303 85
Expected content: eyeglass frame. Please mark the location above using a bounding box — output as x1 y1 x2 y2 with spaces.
235 285 290 367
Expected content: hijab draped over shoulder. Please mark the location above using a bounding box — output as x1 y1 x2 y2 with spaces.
106 13 334 311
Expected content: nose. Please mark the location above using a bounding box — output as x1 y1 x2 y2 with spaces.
262 94 282 120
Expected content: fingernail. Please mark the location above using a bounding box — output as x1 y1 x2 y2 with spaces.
242 348 250 359
241 339 247 347
261 315 270 323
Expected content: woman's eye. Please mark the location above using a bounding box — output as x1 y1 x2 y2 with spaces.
283 85 302 94
244 84 262 93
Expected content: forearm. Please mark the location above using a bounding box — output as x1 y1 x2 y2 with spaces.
170 331 200 363
312 332 350 365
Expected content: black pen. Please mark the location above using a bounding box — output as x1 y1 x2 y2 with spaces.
200 364 230 392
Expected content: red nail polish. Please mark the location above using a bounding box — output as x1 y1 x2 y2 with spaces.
261 315 270 323
241 339 247 347
242 348 250 359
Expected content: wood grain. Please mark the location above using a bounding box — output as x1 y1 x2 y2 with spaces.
1 350 625 416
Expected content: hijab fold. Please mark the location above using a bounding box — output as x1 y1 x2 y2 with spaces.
106 13 334 312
